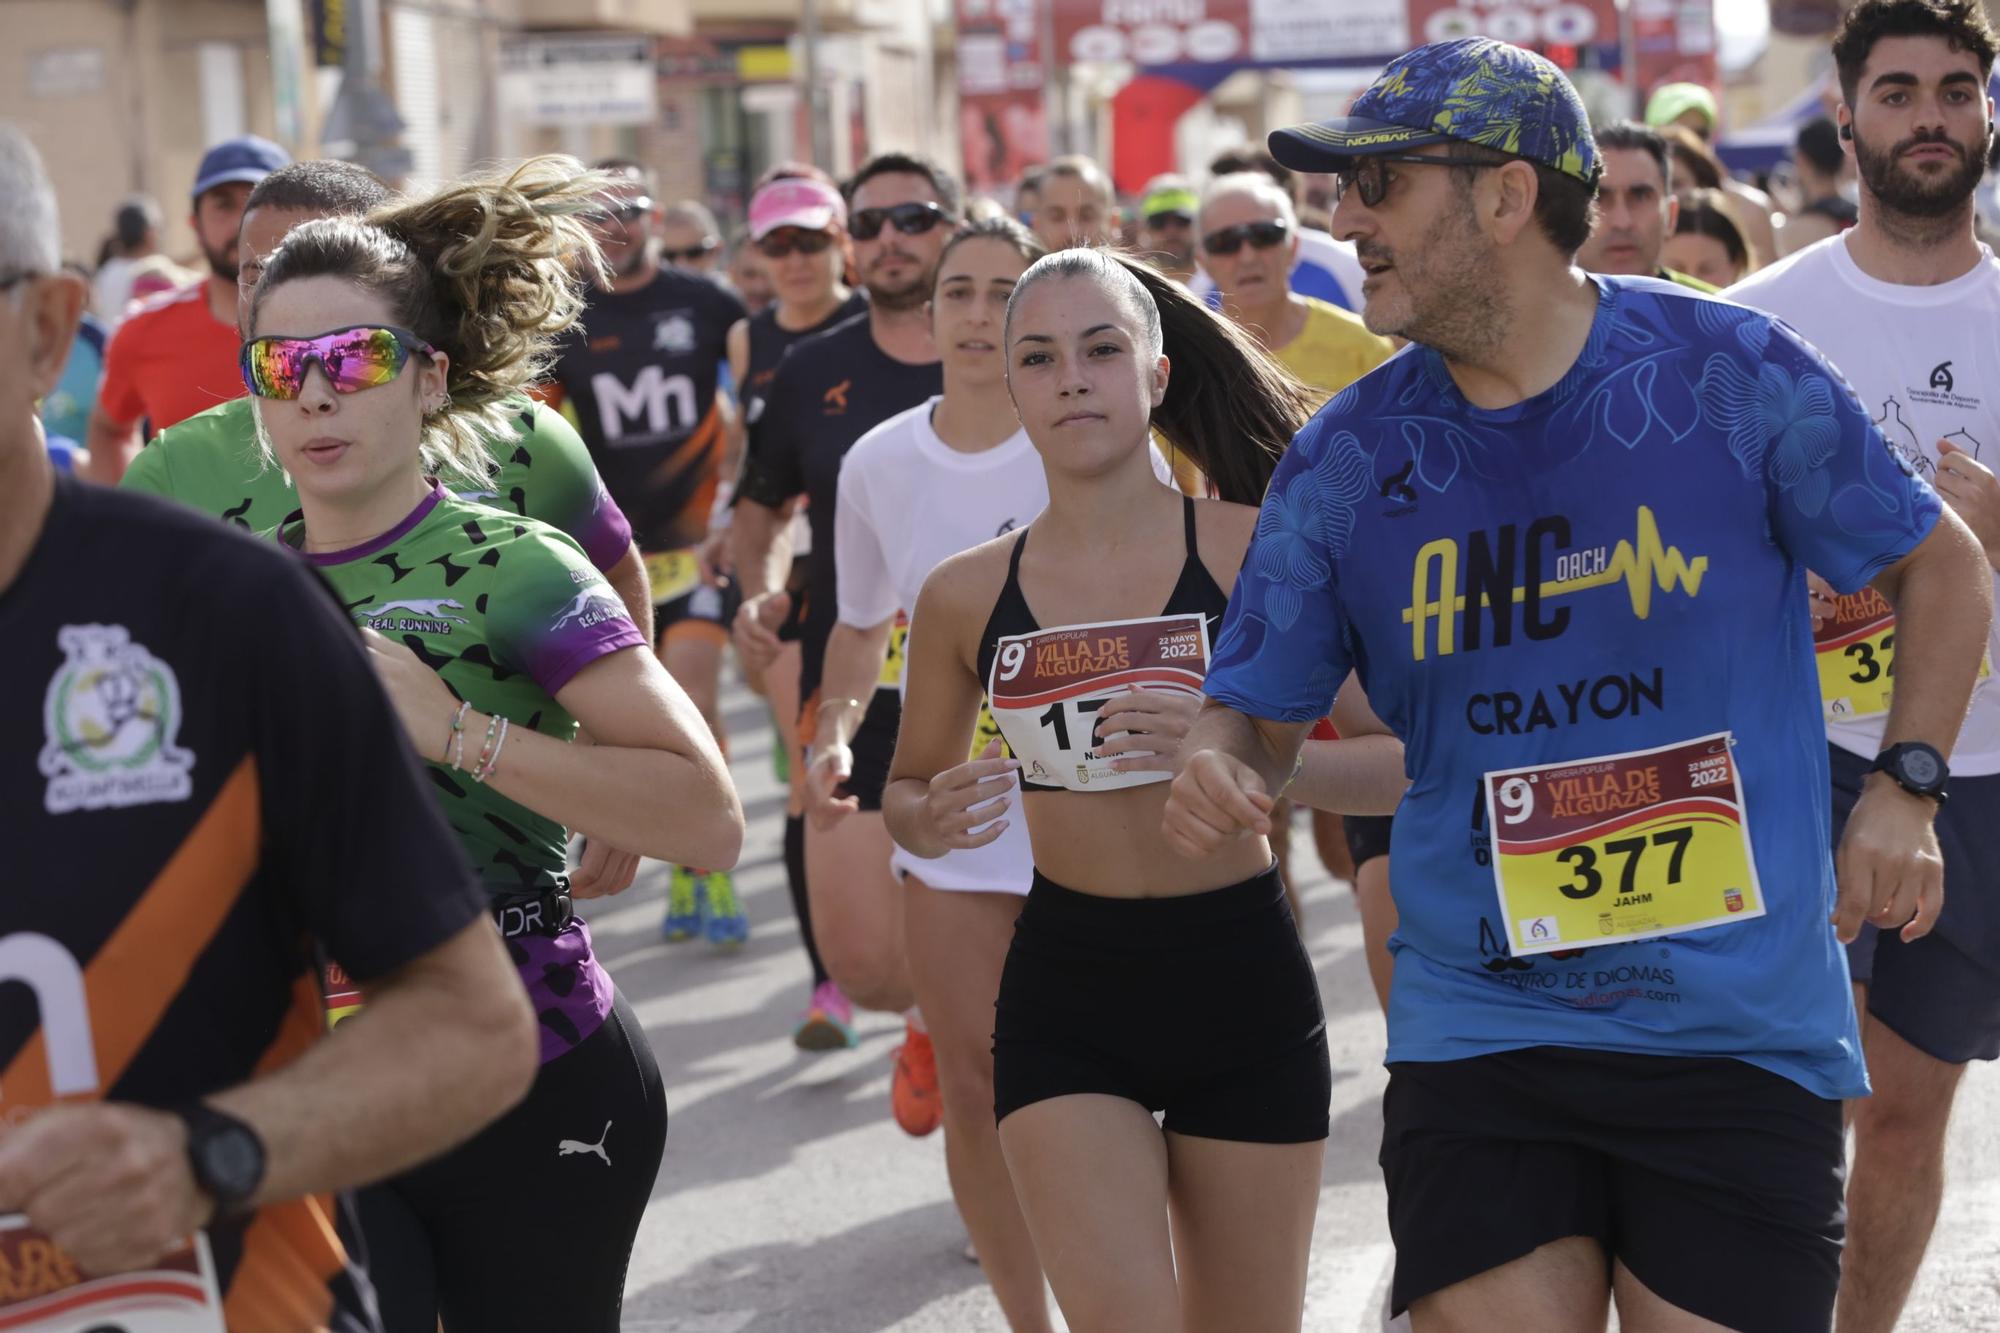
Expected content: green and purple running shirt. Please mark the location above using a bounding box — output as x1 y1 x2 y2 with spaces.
273 485 647 1060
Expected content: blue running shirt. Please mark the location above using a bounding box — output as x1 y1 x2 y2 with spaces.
1204 277 1941 1098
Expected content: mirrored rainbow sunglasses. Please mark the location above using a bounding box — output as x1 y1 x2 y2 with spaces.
240 324 436 399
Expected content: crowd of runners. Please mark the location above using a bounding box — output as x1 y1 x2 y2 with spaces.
3 0 1999 1329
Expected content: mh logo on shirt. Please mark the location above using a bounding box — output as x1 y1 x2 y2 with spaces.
1403 506 1707 661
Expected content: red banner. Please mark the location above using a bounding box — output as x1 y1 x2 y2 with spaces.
952 0 1048 193
1049 0 1409 69
1631 0 1719 102
958 0 1048 194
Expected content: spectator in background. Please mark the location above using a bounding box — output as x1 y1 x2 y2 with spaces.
1645 80 1723 140
1296 171 1337 228
1192 146 1365 310
1578 122 1719 290
1032 154 1119 249
1666 187 1756 286
1660 121 1726 193
91 195 163 321
661 199 725 274
81 134 287 482
41 268 105 452
1779 116 1859 256
1199 168 1395 910
726 225 775 315
1014 166 1045 229
1646 80 1781 261
1136 173 1200 284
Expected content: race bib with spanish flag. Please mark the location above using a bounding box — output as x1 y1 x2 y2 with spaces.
987 614 1209 793
1483 732 1765 957
0 1215 224 1331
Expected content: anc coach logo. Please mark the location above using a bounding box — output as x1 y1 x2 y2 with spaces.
39 624 195 814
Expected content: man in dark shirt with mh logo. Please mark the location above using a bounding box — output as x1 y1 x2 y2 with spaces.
547 159 751 947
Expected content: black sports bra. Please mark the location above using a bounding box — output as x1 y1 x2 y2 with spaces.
978 495 1232 792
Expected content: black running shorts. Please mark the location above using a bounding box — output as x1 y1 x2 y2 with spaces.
1831 743 2000 1064
1343 813 1393 869
993 863 1331 1143
1380 1045 1845 1331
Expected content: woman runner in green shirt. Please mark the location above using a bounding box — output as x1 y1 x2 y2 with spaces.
243 156 743 1332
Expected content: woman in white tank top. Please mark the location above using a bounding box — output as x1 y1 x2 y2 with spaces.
806 217 1058 1331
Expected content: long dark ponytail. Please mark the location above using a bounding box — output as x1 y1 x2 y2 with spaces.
1004 247 1315 504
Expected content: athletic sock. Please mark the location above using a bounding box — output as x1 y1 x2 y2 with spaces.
784 813 831 989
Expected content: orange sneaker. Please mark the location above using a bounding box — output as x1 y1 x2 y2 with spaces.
891 1021 942 1137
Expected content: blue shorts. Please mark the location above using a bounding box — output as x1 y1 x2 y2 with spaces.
1829 744 2000 1065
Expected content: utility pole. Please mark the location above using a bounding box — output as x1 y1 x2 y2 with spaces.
320 0 412 181
802 0 832 169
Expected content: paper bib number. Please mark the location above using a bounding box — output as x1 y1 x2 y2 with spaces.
1816 586 1990 721
322 959 363 1031
880 614 910 691
643 549 703 605
1483 732 1765 956
0 1215 224 1331
987 614 1209 793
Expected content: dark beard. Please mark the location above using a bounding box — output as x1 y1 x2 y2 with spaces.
1397 205 1509 363
613 244 652 280
866 257 938 312
1854 125 1985 220
202 238 238 282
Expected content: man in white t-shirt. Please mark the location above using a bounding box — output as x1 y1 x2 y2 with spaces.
1727 4 1999 1329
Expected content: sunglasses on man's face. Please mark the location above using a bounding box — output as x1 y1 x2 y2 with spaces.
1146 211 1194 229
584 198 653 228
240 324 435 399
663 237 720 263
757 228 837 260
1333 154 1499 209
1201 219 1290 256
849 201 952 241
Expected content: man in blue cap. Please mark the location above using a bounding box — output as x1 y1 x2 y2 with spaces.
1165 37 1993 1331
81 134 288 482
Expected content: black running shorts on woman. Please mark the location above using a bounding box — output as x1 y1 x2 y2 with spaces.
993 865 1331 1142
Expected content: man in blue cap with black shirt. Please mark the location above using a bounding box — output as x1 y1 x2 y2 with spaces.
82 134 289 482
1165 37 1993 1331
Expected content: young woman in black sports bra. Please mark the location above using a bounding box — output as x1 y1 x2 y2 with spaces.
883 248 1333 1333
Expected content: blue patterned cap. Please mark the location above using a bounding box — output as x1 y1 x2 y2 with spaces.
1269 38 1600 188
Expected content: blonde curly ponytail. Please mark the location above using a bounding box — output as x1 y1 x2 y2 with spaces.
250 155 609 485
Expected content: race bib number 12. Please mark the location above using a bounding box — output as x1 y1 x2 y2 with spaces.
987 614 1208 793
0 1215 224 1331
1483 732 1765 956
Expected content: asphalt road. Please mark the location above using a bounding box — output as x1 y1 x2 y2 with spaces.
593 685 2000 1333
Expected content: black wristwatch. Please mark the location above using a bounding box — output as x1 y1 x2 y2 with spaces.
174 1102 266 1221
1870 742 1950 805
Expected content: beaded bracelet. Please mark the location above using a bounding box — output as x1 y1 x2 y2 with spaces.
441 700 471 764
473 716 510 785
466 712 501 778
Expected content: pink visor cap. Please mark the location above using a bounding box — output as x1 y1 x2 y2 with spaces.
749 179 846 240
